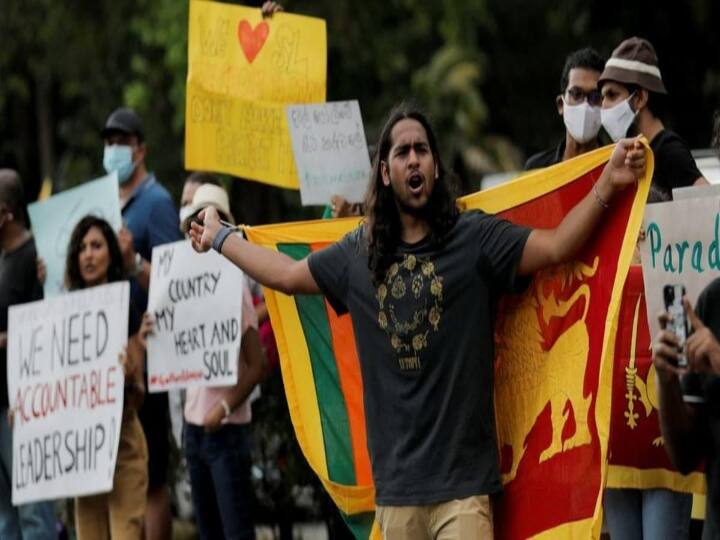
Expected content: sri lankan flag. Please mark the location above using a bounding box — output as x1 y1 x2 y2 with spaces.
244 143 652 539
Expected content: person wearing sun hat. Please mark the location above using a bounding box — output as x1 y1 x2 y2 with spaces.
180 183 235 234
598 36 707 201
142 178 266 539
180 181 264 539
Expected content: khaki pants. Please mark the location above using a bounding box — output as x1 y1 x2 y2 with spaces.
376 495 493 540
75 411 149 540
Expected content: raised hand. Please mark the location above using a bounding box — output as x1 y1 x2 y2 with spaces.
261 1 284 17
608 136 646 190
652 310 689 381
189 206 221 253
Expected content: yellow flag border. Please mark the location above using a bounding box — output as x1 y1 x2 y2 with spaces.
606 465 706 493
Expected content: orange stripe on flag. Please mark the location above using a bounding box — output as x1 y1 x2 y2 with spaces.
311 241 374 486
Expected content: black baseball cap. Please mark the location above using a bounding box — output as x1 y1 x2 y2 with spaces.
101 107 145 141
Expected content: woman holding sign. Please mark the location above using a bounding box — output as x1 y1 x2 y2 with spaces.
64 216 148 540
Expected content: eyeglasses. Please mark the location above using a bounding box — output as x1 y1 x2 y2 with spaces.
564 87 602 107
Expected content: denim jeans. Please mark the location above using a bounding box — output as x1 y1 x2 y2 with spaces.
604 487 692 540
184 423 255 540
0 407 56 540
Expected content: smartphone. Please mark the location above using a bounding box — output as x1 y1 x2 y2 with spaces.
663 284 688 368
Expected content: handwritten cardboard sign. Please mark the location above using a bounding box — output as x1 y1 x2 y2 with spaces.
28 174 122 298
7 282 129 504
185 0 327 189
640 196 720 338
146 239 244 392
286 100 371 206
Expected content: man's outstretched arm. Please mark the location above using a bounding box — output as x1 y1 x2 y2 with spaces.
189 207 321 296
517 137 646 276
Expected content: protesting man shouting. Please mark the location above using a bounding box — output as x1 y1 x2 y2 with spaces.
190 106 645 539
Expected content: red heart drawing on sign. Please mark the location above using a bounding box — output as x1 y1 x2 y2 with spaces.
237 20 269 64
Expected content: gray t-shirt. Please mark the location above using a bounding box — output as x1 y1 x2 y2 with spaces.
308 210 531 505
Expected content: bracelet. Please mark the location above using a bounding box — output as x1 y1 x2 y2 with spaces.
220 398 232 418
592 183 610 209
212 227 234 253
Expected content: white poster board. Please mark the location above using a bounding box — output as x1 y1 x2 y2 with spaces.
640 197 720 338
286 100 372 206
28 174 122 298
672 184 720 201
146 239 244 392
7 282 129 504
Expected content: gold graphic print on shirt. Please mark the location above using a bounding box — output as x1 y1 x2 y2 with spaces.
376 254 443 371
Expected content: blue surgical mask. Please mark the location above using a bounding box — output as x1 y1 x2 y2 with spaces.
103 144 136 184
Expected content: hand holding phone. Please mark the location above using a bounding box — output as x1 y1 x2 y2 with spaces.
663 284 689 368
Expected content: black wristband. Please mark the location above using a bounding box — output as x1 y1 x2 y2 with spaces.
212 227 234 253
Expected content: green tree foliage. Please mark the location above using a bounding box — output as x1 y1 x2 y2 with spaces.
1 0 719 208
0 0 141 196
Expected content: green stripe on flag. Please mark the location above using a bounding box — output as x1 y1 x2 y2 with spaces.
342 511 376 539
278 243 356 485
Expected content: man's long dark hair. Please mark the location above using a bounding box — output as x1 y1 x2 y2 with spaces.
65 215 125 291
364 105 459 283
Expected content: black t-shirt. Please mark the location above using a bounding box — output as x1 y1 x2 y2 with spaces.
524 139 566 170
650 129 703 200
682 278 720 539
0 238 42 408
308 210 531 505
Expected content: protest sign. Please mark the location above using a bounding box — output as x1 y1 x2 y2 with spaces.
673 184 720 201
146 239 245 392
185 0 327 189
28 174 122 298
640 196 720 338
286 100 371 206
7 282 129 504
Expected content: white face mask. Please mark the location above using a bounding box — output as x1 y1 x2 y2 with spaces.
562 100 601 144
601 93 637 142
